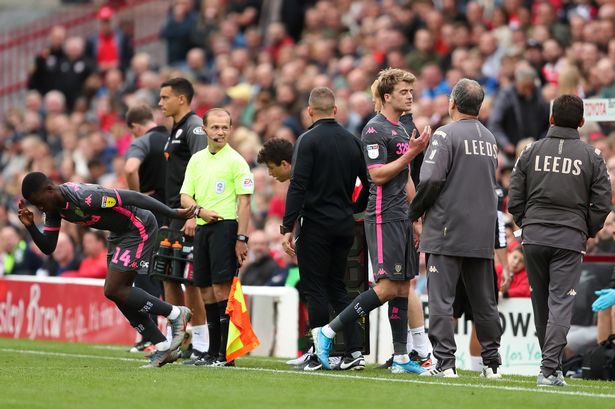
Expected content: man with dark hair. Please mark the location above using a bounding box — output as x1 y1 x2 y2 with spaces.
256 138 294 182
159 77 209 361
180 108 254 366
124 103 168 352
409 78 503 378
18 172 196 367
311 73 431 373
508 94 611 386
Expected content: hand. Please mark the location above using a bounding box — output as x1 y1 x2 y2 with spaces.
235 241 248 266
500 267 512 293
200 209 223 223
412 219 422 249
406 125 432 162
176 205 197 220
592 289 615 312
282 232 296 257
504 144 515 156
182 217 197 237
17 199 34 227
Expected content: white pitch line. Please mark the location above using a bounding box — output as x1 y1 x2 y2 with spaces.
2 348 614 399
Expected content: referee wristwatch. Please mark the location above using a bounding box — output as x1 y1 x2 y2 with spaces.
237 234 249 243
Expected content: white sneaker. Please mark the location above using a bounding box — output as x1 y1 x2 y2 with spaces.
420 367 459 377
537 372 566 386
286 347 314 365
480 366 502 379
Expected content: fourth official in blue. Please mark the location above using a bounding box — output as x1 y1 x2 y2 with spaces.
508 94 611 386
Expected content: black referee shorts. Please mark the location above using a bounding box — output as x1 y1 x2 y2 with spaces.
192 220 238 287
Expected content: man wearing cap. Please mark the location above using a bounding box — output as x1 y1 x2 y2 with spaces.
85 6 133 72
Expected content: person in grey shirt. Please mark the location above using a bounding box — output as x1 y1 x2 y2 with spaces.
409 78 503 378
508 94 611 386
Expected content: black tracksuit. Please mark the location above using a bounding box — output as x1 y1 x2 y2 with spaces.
283 118 369 353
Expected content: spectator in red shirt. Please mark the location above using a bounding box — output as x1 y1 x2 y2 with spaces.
62 230 108 279
86 6 134 72
497 246 530 298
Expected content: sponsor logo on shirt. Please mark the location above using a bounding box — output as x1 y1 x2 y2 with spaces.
193 127 205 135
101 196 117 208
367 144 379 159
242 177 254 189
215 181 226 194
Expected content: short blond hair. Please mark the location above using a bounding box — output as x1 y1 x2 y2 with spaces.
370 78 382 112
376 68 416 104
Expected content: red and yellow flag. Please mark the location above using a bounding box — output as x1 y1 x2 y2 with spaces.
226 277 260 361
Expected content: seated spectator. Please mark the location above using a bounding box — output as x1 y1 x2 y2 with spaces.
41 232 81 277
497 246 530 298
0 225 43 275
62 230 107 278
240 230 287 286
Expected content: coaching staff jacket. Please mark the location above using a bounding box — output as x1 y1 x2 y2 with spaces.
508 126 611 252
282 118 369 235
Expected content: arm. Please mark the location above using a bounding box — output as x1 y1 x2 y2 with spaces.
587 153 612 237
124 157 142 191
408 130 450 221
353 142 370 214
507 151 530 227
282 135 313 232
235 194 251 266
495 247 511 293
186 124 207 154
369 126 431 186
117 189 195 220
18 200 60 255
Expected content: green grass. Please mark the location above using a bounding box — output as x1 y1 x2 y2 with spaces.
1 338 614 409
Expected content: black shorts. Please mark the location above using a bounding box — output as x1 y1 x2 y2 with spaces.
192 220 238 287
107 209 157 275
365 220 417 282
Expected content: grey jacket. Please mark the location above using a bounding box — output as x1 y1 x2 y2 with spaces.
409 119 497 259
508 126 611 240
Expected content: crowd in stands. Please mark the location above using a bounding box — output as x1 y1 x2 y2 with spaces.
1 0 615 296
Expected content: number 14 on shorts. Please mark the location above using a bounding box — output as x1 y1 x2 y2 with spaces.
111 247 132 267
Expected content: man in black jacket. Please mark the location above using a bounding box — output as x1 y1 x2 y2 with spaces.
508 94 612 386
281 87 370 371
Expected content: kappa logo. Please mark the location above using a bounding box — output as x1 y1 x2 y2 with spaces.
567 289 577 296
366 127 377 134
428 265 438 273
432 140 439 146
85 194 92 207
367 144 379 159
376 268 386 276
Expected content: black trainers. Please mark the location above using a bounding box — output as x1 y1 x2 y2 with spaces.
182 350 208 365
301 355 323 371
194 353 217 366
128 340 153 353
378 355 393 369
336 354 365 371
409 350 434 369
210 358 236 367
